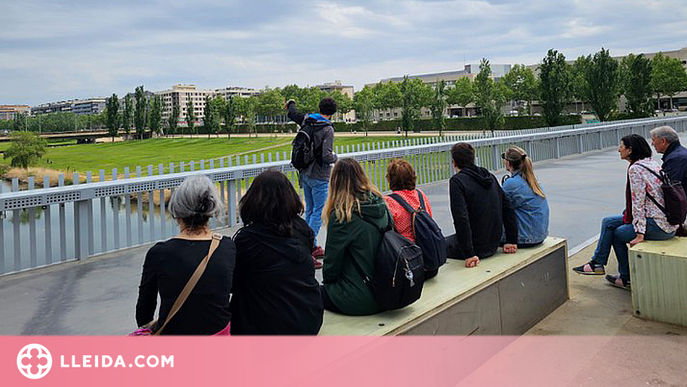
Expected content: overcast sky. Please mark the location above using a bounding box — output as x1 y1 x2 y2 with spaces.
3 0 687 106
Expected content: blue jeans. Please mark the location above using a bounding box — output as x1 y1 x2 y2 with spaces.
301 174 328 247
591 215 675 281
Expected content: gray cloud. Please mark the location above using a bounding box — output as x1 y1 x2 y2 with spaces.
2 0 687 105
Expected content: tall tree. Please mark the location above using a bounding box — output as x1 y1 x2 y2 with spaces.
399 77 432 137
105 93 120 142
571 56 591 113
502 64 538 115
149 95 163 136
373 81 403 121
447 77 474 117
539 49 571 126
651 52 687 112
222 96 236 140
236 96 258 137
256 88 284 129
204 95 221 139
186 98 196 136
3 131 47 169
168 104 180 138
621 53 653 118
134 86 147 139
474 59 505 135
430 79 448 136
585 48 620 121
122 94 134 138
353 86 375 136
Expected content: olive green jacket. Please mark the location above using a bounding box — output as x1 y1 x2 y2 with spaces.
323 194 392 316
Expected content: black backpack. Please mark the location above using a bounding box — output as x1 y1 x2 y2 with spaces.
352 215 425 311
388 191 447 272
638 164 687 225
291 119 326 171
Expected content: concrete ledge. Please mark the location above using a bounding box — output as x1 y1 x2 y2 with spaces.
630 237 687 327
320 237 569 336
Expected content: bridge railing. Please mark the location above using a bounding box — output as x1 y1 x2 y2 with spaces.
1 115 685 276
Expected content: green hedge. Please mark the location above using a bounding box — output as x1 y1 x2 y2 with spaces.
218 115 582 134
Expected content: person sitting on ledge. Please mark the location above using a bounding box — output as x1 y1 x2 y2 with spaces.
650 125 687 236
321 158 391 316
500 146 549 247
384 158 441 279
445 142 518 268
573 134 678 290
230 170 323 335
136 175 235 335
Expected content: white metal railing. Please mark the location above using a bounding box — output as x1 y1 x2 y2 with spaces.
1 115 685 275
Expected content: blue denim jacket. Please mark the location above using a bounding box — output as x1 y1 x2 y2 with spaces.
501 172 549 245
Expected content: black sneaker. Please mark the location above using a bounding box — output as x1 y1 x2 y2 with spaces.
605 274 631 290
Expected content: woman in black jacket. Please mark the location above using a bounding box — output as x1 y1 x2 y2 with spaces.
230 170 324 335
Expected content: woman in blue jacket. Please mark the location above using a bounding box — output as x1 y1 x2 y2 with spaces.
501 146 549 246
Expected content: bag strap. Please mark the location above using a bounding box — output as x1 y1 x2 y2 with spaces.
416 189 427 211
634 164 669 215
388 193 417 214
154 233 223 336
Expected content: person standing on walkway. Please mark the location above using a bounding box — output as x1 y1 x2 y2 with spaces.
650 126 687 235
501 146 549 247
573 134 678 289
287 97 338 267
446 142 518 268
136 175 235 335
230 170 323 335
321 159 391 316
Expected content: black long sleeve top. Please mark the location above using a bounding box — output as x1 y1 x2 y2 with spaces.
135 237 236 335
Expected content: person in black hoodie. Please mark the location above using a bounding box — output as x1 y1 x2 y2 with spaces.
446 143 518 268
230 170 323 335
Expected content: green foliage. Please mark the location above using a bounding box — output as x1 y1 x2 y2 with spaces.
651 52 687 110
221 96 237 139
105 93 120 140
447 77 474 117
256 88 284 124
474 59 505 133
539 49 572 126
134 86 147 139
373 81 403 114
3 131 47 169
399 77 432 136
430 80 448 136
203 95 221 138
149 95 163 135
621 53 653 118
186 98 196 134
585 48 620 121
353 86 375 134
281 85 325 114
502 64 538 115
235 96 258 137
123 94 134 136
168 104 180 137
327 90 353 119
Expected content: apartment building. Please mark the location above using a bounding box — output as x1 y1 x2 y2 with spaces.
0 105 30 120
316 80 355 122
31 98 106 116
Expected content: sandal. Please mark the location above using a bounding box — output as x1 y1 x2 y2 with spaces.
572 261 605 275
605 274 631 290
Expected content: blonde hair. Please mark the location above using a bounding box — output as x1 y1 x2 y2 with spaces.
504 146 545 198
323 158 383 225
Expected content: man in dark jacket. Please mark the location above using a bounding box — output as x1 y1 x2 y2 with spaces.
446 142 518 268
286 98 338 262
650 126 687 235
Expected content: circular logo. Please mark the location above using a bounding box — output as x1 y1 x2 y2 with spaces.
17 344 52 380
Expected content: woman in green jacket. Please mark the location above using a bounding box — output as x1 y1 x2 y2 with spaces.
321 158 392 316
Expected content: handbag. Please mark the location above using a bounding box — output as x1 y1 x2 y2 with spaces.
129 233 224 336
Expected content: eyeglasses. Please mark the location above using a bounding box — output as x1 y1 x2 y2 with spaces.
500 152 506 160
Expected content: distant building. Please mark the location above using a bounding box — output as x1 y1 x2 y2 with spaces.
366 64 512 120
0 105 30 120
31 98 107 116
316 80 355 122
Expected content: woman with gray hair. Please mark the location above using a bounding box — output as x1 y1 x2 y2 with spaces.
136 175 235 335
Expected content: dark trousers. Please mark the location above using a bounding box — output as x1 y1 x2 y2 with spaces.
445 234 496 260
320 285 343 314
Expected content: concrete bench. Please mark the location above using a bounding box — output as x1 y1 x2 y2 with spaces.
630 237 687 327
319 237 568 336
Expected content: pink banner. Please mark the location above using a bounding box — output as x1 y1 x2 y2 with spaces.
2 336 685 386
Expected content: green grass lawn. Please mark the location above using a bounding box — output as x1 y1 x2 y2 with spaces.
2 135 432 176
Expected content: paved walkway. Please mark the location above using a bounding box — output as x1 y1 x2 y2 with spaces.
0 133 684 335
